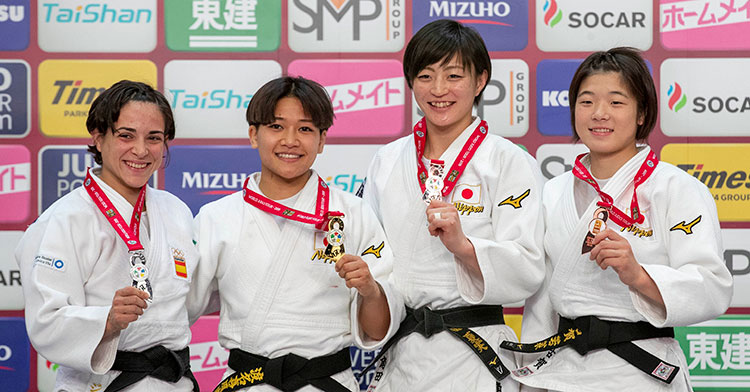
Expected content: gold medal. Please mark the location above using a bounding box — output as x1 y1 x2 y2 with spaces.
324 215 346 261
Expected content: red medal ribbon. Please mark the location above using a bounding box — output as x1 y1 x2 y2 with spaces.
242 175 338 230
414 117 488 196
573 150 659 228
84 170 147 252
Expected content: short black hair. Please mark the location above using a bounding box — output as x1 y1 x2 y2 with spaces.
569 47 657 142
246 76 334 132
86 80 175 165
403 19 491 106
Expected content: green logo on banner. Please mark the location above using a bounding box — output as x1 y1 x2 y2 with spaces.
675 315 750 391
165 0 280 52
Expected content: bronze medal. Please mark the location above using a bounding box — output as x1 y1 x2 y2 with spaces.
582 207 608 254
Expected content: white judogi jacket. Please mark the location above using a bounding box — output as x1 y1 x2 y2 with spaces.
363 117 546 391
188 171 405 391
16 168 198 391
518 147 733 392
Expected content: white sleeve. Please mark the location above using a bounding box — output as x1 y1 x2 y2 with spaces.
15 212 116 374
350 200 405 350
186 207 221 325
632 176 733 327
457 149 546 305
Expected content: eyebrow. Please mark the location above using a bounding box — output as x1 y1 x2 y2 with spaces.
422 64 465 72
114 127 165 134
273 116 314 123
577 90 630 98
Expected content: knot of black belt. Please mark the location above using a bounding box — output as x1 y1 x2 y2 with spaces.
410 306 447 338
500 315 681 384
214 347 351 392
362 304 509 382
105 345 198 391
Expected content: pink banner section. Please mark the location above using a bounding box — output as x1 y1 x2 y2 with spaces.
189 315 229 390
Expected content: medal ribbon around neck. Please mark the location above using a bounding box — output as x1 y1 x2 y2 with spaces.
242 175 340 230
573 149 659 228
84 170 147 252
413 117 489 197
84 170 153 300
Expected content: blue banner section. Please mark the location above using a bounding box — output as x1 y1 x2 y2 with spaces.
0 317 30 391
0 61 29 136
413 0 528 51
350 346 380 391
0 0 30 51
164 145 261 215
536 59 582 136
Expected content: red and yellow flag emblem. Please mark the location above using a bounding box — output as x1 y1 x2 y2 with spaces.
172 248 187 279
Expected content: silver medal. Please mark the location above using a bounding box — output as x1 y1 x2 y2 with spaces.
422 161 445 205
130 263 149 282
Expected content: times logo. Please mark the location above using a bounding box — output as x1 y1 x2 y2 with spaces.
38 60 157 137
662 143 750 222
289 0 404 52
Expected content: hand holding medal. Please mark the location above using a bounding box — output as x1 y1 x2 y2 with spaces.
103 286 150 340
426 199 475 261
334 254 381 298
582 207 608 254
573 151 658 254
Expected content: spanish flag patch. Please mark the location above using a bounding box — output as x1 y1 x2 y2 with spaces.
172 248 188 279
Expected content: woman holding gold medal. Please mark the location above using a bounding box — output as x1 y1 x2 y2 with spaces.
16 81 199 391
187 76 404 392
361 20 546 391
506 48 733 391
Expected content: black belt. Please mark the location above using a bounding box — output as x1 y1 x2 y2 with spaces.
363 304 510 382
213 347 352 392
105 345 198 391
500 315 680 384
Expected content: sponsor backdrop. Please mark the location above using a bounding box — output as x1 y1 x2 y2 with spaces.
1 0 749 390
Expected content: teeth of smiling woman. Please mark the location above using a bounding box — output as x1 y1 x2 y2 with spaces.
126 162 147 169
277 153 300 159
590 128 613 133
431 102 451 108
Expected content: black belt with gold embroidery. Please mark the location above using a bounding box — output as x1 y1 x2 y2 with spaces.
213 347 351 392
105 345 198 391
500 315 680 384
362 305 510 382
